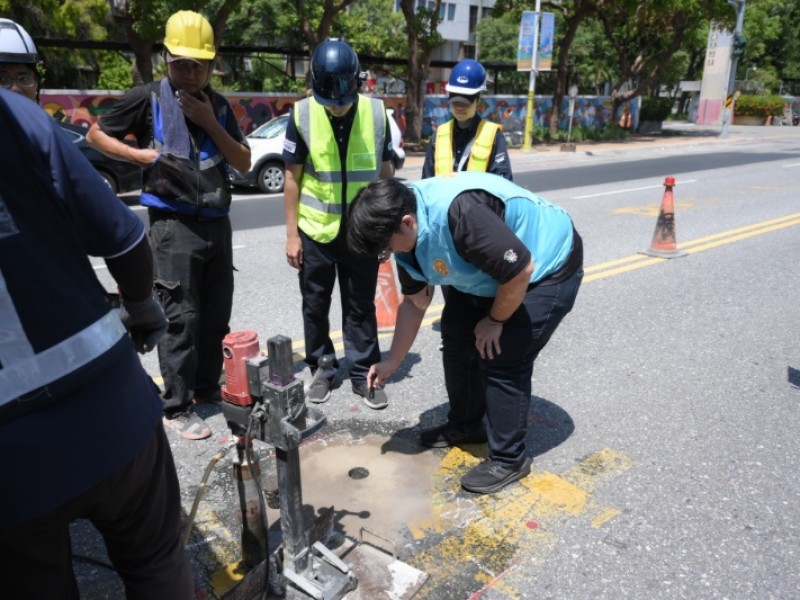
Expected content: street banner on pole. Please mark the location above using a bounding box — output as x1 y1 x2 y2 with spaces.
517 11 538 71
538 12 555 71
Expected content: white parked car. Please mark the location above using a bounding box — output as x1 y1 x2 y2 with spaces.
228 114 290 193
229 108 405 194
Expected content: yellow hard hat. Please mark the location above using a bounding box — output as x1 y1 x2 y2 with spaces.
163 10 215 60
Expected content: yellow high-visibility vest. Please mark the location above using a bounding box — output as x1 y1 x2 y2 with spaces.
433 119 501 175
294 95 386 242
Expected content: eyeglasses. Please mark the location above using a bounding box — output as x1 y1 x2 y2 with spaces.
168 60 210 75
0 72 36 89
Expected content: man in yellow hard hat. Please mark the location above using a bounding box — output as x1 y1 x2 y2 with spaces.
88 10 251 441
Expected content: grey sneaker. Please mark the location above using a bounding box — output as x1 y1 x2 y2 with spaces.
352 382 388 410
307 378 332 403
460 457 532 494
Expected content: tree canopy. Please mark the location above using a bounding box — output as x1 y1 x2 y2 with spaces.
5 0 800 138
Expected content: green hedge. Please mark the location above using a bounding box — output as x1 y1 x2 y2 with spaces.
734 94 785 117
639 97 673 121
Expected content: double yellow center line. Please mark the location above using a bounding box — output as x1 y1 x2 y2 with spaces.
289 212 800 358
585 212 800 282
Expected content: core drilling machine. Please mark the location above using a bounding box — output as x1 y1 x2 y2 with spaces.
220 331 356 600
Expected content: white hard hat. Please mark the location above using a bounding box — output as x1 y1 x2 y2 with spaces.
0 19 38 64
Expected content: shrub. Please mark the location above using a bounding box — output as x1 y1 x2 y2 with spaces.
639 96 673 121
734 94 785 117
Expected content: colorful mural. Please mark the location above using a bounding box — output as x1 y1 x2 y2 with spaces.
422 95 638 137
39 90 409 137
39 89 637 139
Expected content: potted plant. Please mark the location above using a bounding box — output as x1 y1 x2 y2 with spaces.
734 94 784 125
637 97 673 134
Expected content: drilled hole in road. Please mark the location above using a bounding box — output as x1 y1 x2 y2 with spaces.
348 466 370 479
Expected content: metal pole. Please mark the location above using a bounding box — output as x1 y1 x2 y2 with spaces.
720 0 746 139
522 0 542 151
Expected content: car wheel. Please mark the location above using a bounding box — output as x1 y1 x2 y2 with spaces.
257 161 285 193
96 169 118 194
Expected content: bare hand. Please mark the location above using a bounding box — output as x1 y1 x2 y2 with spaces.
367 361 396 388
286 236 303 269
134 148 160 167
177 90 215 130
474 317 503 360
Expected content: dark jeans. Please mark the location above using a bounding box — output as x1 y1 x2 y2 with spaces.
299 229 381 386
440 268 583 466
149 211 234 412
0 425 194 600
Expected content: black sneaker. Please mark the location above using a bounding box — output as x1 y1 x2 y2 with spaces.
352 382 388 410
460 457 532 494
419 424 488 448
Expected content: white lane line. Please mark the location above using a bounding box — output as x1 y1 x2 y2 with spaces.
573 179 697 199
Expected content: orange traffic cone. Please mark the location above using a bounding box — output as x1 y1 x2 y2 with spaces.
375 257 401 332
642 176 687 259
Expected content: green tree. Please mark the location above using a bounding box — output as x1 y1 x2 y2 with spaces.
738 0 800 94
399 0 444 143
546 0 597 137
595 0 730 119
476 9 530 94
570 19 615 96
96 51 135 90
282 0 361 49
1 0 112 88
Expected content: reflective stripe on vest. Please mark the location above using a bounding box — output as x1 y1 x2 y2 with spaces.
295 95 385 242
0 270 127 406
433 119 501 175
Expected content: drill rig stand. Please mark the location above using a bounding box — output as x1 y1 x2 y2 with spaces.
221 333 356 600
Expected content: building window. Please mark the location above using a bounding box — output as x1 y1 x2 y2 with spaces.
469 5 478 32
396 0 458 21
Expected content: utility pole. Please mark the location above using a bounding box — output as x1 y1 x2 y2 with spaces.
522 0 542 151
720 0 746 139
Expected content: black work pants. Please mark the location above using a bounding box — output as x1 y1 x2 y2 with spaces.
0 425 194 600
440 268 583 466
150 211 234 411
299 229 381 386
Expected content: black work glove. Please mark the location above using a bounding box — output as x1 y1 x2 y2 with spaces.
118 295 168 354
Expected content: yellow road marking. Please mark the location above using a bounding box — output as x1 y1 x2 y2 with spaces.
612 200 693 217
584 212 800 283
409 448 633 596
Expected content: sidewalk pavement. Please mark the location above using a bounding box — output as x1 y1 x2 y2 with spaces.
401 121 763 169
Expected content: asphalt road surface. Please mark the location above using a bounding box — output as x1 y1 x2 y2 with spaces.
76 124 800 599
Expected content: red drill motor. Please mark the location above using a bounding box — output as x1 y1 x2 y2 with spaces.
221 330 263 435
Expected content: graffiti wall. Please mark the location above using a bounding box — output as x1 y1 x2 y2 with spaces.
423 95 638 138
40 89 410 136
40 89 636 138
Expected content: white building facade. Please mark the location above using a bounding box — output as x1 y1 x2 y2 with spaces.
395 0 495 91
